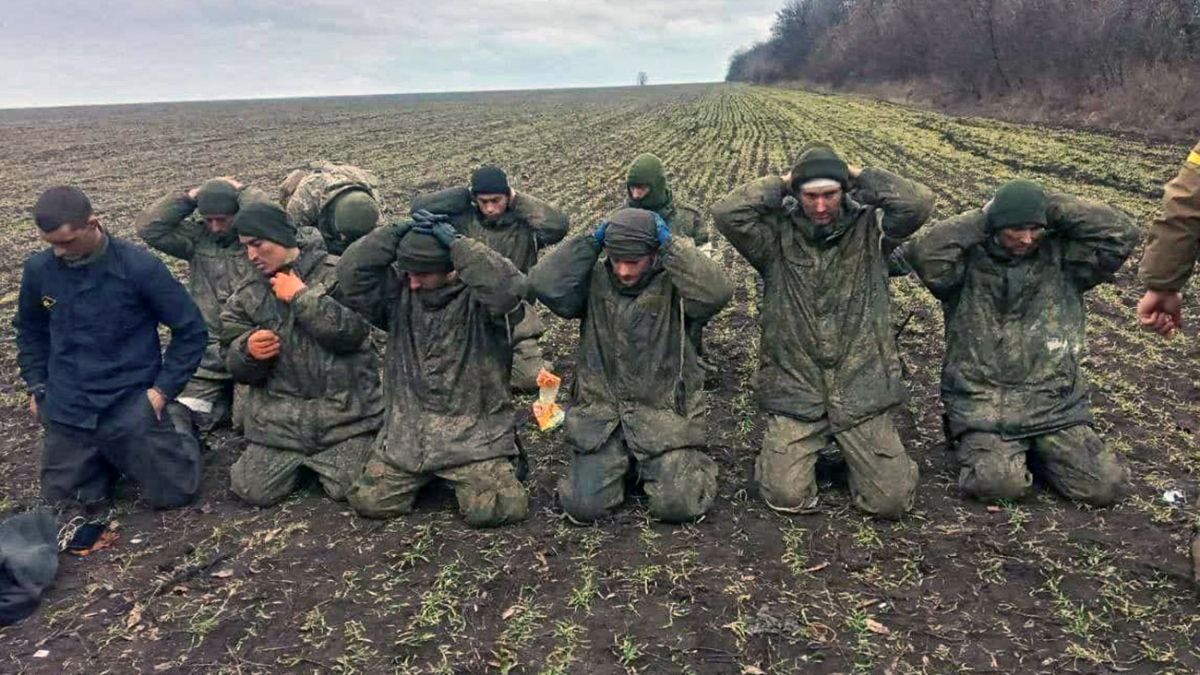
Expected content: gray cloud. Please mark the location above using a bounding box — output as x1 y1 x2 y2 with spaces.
0 0 779 107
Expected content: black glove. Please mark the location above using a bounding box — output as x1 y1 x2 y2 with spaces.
413 220 462 249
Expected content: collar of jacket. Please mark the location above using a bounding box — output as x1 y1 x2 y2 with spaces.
785 195 866 247
413 279 467 310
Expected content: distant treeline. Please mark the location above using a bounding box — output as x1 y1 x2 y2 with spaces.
726 0 1200 136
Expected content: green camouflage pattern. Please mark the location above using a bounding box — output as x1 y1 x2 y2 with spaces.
530 233 734 455
711 168 934 432
279 162 384 255
901 193 1138 440
220 228 384 453
348 456 528 527
135 186 269 380
336 229 527 475
231 434 375 507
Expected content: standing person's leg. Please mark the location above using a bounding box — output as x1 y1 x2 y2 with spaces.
834 413 918 519
755 414 828 513
1031 425 1129 507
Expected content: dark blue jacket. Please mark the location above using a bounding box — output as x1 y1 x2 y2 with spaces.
14 235 207 429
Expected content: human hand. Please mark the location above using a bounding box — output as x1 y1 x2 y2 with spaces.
593 220 609 247
247 329 282 360
146 388 167 420
653 214 672 247
1137 290 1182 337
29 395 39 422
417 220 461 248
271 270 307 303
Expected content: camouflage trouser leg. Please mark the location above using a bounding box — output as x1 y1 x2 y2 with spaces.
301 434 375 502
230 384 248 433
757 413 917 520
349 455 528 527
230 433 373 507
956 432 1033 502
176 376 233 433
558 433 631 523
638 448 718 523
510 336 545 394
1032 425 1128 507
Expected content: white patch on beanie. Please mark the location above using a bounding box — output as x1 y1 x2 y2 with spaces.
800 178 841 192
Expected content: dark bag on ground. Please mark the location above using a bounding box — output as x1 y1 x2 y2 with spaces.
0 508 60 625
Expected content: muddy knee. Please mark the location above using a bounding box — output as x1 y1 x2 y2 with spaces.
645 450 718 523
754 451 818 512
959 459 1031 503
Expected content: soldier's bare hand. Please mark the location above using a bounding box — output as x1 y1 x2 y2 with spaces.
848 164 863 180
146 388 167 420
29 396 39 421
1137 290 1182 337
247 329 282 360
187 186 201 201
218 176 243 190
270 270 307 303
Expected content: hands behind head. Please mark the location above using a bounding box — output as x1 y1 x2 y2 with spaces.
593 220 609 247
653 213 671 247
410 210 461 248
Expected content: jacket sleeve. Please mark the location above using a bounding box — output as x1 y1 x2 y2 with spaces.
710 176 784 273
335 224 405 330
283 176 321 229
451 237 526 321
290 281 372 354
1139 142 1200 291
135 192 200 260
511 192 570 248
411 186 473 217
905 210 989 302
1047 192 1139 291
529 232 600 320
219 291 273 386
14 257 49 392
139 256 208 399
853 167 936 240
661 237 734 321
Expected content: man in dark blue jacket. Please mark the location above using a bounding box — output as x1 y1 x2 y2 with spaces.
14 186 208 510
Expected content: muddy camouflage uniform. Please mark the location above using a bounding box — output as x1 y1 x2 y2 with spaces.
712 168 934 519
136 186 268 429
1140 140 1200 292
530 231 734 522
220 229 383 506
411 187 569 392
336 227 530 527
901 194 1137 505
279 162 384 255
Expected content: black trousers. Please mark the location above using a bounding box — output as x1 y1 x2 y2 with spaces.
40 391 201 509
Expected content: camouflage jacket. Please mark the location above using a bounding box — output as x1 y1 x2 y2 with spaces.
410 187 569 274
1140 140 1200 291
336 229 526 474
530 234 733 454
135 187 268 380
279 162 384 255
902 194 1137 440
220 229 383 453
712 168 934 431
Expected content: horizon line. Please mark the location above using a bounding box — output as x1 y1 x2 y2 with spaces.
0 80 727 113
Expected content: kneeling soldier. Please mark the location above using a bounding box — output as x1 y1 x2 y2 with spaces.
900 180 1137 506
221 203 384 506
530 208 734 523
337 214 530 527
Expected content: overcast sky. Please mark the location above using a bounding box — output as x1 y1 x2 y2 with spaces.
0 1 780 109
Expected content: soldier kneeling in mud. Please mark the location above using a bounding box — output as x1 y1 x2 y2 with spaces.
278 161 385 255
530 208 734 523
336 212 530 528
712 142 934 520
411 166 569 393
898 179 1138 506
220 203 384 506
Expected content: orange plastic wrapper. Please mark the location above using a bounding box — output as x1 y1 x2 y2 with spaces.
532 368 565 431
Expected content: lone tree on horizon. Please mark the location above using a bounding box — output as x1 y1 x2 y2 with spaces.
637 71 649 86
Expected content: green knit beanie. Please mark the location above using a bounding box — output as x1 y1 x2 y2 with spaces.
233 202 297 248
396 230 453 273
196 179 240 216
626 153 671 212
330 190 380 244
790 142 849 193
987 180 1047 232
